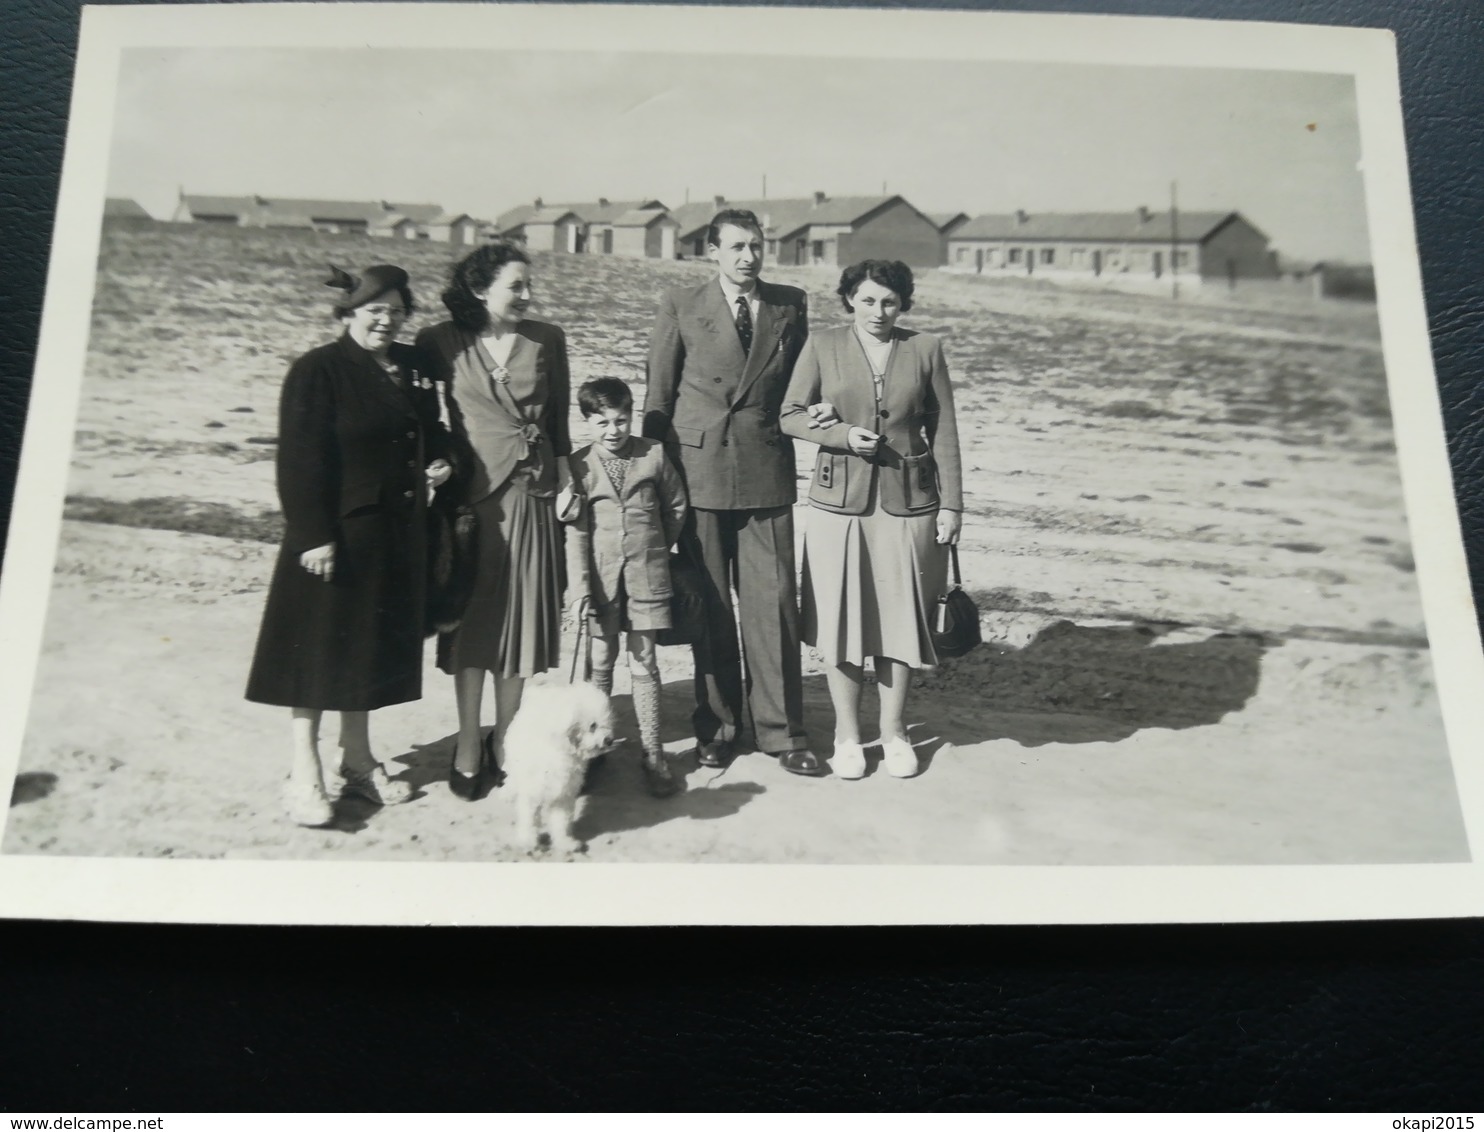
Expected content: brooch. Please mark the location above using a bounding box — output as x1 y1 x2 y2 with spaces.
489 362 512 386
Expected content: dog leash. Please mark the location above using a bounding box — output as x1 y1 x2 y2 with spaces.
567 600 592 684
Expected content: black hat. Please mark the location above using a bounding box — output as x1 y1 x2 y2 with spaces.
325 264 409 309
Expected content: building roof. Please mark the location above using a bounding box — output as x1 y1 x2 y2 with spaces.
929 211 969 232
177 194 445 226
180 194 257 218
612 208 675 228
429 211 480 226
495 198 668 231
369 212 417 231
950 209 1246 243
671 195 926 241
521 206 583 226
104 197 152 219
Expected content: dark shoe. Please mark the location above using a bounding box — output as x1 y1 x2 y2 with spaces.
449 762 482 801
449 732 493 801
696 738 734 768
641 751 679 798
778 749 827 777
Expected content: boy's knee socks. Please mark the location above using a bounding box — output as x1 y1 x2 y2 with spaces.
591 666 614 698
631 672 661 756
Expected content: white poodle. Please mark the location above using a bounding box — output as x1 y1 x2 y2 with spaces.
502 682 616 854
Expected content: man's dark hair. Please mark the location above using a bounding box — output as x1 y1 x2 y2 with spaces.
707 208 764 248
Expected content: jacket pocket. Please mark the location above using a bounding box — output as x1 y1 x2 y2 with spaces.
893 452 940 515
672 425 705 448
808 450 852 512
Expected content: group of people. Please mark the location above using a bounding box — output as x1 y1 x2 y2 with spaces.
244 208 962 828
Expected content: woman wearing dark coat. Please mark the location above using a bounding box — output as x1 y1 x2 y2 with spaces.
246 264 452 827
415 241 572 800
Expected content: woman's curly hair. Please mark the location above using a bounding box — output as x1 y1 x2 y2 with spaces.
441 240 532 332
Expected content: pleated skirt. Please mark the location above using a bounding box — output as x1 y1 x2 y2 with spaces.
437 480 563 679
800 503 947 670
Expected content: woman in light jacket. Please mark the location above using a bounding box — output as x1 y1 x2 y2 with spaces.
780 259 962 780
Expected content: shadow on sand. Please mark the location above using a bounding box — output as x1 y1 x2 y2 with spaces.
323 620 1266 833
10 772 58 807
913 620 1273 749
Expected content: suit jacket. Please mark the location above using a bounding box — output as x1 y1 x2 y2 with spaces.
780 325 963 517
565 437 688 609
276 334 447 554
415 319 571 504
642 277 808 510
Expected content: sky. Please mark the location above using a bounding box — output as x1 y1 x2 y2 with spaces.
107 47 1370 262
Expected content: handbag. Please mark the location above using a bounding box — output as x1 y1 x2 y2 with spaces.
425 495 479 637
655 549 709 647
930 544 981 659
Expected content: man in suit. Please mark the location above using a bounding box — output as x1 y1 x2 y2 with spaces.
643 209 823 775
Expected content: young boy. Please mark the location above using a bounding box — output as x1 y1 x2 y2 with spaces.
565 378 688 797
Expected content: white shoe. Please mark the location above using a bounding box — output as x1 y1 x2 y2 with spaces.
340 763 414 806
832 740 867 780
282 777 334 827
880 737 920 779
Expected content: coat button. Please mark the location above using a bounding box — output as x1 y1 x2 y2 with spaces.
880 410 890 419
713 377 722 383
406 431 416 439
403 490 415 499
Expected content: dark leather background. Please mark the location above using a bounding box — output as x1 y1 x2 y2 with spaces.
2 0 1483 1112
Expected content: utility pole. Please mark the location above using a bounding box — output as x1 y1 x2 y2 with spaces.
762 173 767 199
1170 179 1181 302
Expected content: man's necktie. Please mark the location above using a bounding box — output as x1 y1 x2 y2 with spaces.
734 295 753 355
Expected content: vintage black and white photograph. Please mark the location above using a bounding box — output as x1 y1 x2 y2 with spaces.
0 4 1479 925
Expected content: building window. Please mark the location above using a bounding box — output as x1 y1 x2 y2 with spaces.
812 240 825 261
767 239 778 257
1040 248 1055 265
1008 248 1022 264
1173 250 1190 268
955 247 968 263
1070 249 1085 268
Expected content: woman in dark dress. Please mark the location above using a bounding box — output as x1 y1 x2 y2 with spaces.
416 242 571 800
246 265 452 827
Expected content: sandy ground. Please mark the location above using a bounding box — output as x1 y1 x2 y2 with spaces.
5 515 1463 865
2 226 1470 864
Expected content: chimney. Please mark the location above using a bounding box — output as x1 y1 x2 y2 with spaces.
381 200 394 211
598 197 610 208
1015 209 1029 225
1137 205 1152 224
254 194 269 207
813 191 827 207
534 197 543 208
713 194 726 209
